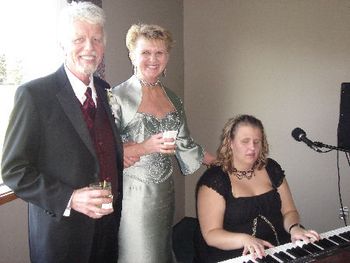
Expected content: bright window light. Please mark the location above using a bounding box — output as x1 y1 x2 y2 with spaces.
0 0 66 183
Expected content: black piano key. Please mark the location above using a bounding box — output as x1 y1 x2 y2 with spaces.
328 234 348 244
274 251 294 262
265 255 280 263
288 246 311 257
295 246 312 256
314 238 337 249
302 242 323 253
255 255 280 263
286 248 304 258
255 258 267 263
339 231 350 240
286 246 312 258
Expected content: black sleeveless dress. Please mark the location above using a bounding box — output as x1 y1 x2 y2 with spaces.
194 158 291 263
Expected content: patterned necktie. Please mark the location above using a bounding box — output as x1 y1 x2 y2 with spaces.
82 87 96 130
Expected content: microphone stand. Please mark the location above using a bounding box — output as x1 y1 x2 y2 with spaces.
312 141 350 227
313 141 350 153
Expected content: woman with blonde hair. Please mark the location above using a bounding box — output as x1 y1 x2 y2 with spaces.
195 114 320 262
109 23 215 263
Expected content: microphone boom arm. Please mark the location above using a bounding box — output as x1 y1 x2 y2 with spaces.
291 127 350 153
313 141 350 153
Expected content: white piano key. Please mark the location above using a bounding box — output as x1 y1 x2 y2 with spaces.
218 225 350 263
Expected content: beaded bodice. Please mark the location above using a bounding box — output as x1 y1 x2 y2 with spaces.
122 111 181 183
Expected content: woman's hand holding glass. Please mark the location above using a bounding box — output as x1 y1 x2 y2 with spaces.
142 133 176 154
122 132 177 168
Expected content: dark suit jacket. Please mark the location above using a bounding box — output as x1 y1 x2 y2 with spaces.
1 65 124 263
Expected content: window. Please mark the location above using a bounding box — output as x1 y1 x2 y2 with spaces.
0 0 65 196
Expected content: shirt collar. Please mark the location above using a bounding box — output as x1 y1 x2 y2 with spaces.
64 64 97 105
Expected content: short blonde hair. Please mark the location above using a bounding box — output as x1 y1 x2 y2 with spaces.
216 114 269 173
126 24 174 53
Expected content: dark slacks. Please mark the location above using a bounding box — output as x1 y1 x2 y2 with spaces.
89 213 118 263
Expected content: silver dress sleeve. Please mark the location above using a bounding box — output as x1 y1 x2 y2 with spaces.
166 88 205 175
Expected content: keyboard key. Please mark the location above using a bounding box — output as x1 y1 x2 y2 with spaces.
274 251 294 261
302 243 323 253
314 238 337 249
294 246 311 256
286 247 307 258
329 235 348 245
339 231 350 240
255 255 280 263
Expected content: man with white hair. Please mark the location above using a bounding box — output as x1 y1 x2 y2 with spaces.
1 2 123 262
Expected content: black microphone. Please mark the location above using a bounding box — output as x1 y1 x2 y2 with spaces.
291 127 315 148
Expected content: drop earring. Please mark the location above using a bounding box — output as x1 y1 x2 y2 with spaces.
162 68 167 77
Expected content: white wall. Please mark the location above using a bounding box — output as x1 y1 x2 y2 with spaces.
184 0 350 233
0 199 29 263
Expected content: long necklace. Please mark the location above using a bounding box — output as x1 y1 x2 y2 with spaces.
252 215 280 246
138 77 161 87
232 165 255 180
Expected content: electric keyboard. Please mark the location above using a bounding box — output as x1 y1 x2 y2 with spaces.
219 225 350 263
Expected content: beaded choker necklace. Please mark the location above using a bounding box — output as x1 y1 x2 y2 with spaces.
138 77 161 87
232 165 255 180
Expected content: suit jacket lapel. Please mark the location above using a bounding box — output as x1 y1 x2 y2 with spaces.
54 66 97 158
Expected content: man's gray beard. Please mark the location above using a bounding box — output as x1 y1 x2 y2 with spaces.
79 64 98 76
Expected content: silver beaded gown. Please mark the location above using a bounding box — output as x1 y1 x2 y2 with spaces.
110 75 204 263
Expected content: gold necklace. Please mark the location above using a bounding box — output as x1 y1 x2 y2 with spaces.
232 166 255 180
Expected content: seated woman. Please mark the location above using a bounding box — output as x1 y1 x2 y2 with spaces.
194 114 320 263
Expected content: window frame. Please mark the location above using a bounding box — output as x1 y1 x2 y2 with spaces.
0 0 67 206
0 184 17 205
